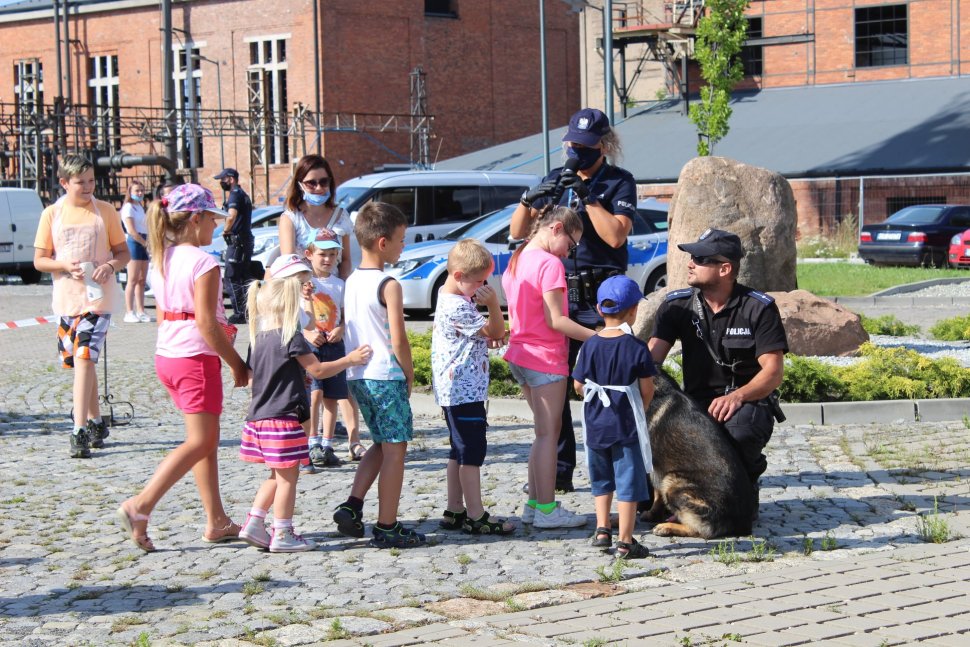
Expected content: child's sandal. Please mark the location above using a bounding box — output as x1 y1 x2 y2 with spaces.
438 508 467 530
348 442 366 462
615 538 650 560
462 511 515 535
591 526 612 548
116 500 155 553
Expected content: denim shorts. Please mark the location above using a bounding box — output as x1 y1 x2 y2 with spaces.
309 340 349 399
507 362 565 388
587 442 650 502
127 236 150 261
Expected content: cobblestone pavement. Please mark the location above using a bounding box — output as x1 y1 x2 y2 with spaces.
1 286 969 645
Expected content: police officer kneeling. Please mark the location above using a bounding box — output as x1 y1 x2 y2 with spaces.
648 229 788 520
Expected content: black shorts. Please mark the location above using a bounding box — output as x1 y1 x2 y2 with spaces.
442 401 488 467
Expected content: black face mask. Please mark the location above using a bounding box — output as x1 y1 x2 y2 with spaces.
219 181 232 192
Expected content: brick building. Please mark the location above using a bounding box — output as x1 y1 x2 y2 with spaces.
0 0 580 205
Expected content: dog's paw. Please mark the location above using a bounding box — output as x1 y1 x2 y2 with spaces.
653 523 676 536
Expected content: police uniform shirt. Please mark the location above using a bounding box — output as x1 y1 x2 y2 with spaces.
532 163 637 271
651 284 788 405
224 185 253 240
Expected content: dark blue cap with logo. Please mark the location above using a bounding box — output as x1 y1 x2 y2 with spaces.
562 108 611 147
677 228 745 262
213 168 239 180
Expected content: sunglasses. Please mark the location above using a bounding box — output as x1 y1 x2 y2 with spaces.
691 255 729 266
566 229 580 251
301 178 330 189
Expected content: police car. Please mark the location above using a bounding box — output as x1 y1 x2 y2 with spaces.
387 199 668 313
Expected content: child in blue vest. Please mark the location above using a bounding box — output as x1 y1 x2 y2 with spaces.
572 275 656 559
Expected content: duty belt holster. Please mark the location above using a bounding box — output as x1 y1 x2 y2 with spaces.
566 267 621 307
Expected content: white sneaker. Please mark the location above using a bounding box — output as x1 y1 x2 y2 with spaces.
238 513 271 549
269 527 316 553
521 503 535 525
533 503 587 529
136 312 153 323
123 312 139 323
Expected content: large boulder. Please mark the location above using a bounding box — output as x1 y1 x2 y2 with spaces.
668 157 798 293
632 288 868 358
768 289 869 357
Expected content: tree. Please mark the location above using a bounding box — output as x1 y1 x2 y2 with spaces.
689 0 750 156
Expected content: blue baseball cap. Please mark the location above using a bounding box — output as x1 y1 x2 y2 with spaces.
597 275 642 314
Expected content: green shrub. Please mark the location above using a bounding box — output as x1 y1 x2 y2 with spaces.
796 214 858 259
780 356 847 403
411 344 432 386
406 330 521 396
930 314 970 341
858 314 920 337
837 343 970 401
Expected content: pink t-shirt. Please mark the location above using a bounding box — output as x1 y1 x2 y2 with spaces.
152 245 227 358
501 248 569 375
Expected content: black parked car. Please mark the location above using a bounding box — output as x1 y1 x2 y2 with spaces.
858 204 970 267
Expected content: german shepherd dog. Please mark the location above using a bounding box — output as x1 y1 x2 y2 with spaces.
641 371 754 539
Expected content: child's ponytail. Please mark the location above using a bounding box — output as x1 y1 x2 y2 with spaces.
246 279 263 343
146 198 193 278
507 205 582 277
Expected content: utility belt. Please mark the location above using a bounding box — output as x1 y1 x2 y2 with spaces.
566 267 621 307
223 233 254 248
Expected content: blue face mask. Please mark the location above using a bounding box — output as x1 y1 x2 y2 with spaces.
303 190 330 207
565 145 602 170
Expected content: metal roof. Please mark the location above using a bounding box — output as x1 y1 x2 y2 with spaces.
436 76 970 182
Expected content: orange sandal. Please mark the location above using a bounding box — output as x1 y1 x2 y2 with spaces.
116 500 155 553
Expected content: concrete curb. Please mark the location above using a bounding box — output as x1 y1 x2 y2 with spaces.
411 393 970 427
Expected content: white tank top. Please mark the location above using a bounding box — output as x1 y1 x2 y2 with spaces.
343 268 405 381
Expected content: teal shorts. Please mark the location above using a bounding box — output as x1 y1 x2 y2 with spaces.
348 379 413 444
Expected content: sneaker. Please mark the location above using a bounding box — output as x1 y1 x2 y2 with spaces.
370 522 426 549
300 460 318 475
123 311 139 323
227 313 247 325
319 446 341 467
136 312 153 323
308 445 327 468
70 430 91 458
269 527 316 553
555 476 576 493
239 513 271 549
87 419 109 449
521 503 536 525
533 503 587 529
333 504 365 538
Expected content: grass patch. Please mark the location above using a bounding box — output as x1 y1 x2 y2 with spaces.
110 616 146 633
242 581 265 597
797 214 858 259
595 559 628 583
796 263 965 297
917 497 954 544
326 618 350 641
821 531 839 551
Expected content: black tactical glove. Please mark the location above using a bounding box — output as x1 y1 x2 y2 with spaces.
520 179 559 208
559 171 590 203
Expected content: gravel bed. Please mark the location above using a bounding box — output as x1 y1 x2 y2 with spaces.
894 278 970 297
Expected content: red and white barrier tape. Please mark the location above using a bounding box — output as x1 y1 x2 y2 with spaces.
0 315 58 330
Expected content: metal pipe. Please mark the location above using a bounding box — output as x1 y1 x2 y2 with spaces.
63 0 71 110
161 0 177 168
539 0 550 175
186 49 199 180
604 0 614 123
313 0 322 155
96 153 178 182
53 0 63 100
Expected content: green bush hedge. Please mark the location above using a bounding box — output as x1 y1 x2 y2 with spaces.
930 314 970 341
858 313 920 337
408 332 970 403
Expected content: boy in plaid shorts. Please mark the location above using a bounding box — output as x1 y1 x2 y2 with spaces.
33 155 129 458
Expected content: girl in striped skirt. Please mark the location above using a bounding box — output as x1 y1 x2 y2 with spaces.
238 254 372 552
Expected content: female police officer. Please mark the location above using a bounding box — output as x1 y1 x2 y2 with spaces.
510 107 638 491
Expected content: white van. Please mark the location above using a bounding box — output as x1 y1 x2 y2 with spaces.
0 188 44 283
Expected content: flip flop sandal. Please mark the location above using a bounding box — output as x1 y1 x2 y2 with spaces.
591 526 613 548
202 520 242 543
461 511 515 535
348 442 366 462
615 539 650 560
116 501 155 553
438 508 467 530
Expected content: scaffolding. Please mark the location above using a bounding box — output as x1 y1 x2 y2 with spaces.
0 97 434 204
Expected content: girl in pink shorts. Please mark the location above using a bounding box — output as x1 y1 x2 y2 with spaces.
237 254 372 553
116 184 250 552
